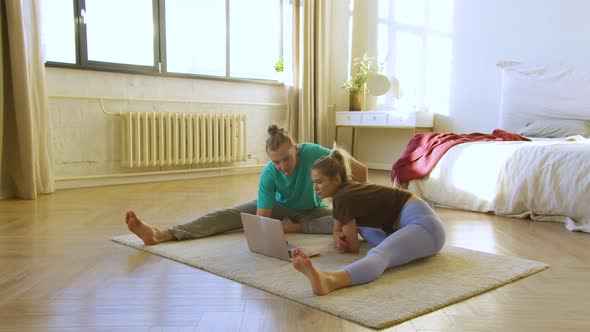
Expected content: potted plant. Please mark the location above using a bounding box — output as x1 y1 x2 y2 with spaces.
274 57 284 81
274 57 284 73
343 53 380 111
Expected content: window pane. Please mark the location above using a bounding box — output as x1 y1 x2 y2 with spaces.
394 0 425 27
395 32 423 109
377 23 389 105
428 0 455 33
166 0 226 76
229 0 280 79
378 0 390 20
377 23 388 70
86 0 154 66
41 0 76 63
425 36 452 115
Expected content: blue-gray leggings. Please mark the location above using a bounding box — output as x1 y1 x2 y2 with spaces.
343 200 446 285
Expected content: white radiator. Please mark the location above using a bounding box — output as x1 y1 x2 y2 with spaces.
120 112 247 168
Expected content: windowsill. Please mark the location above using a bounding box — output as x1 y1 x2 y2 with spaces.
45 63 284 86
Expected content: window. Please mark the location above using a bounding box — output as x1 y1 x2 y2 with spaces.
230 0 281 80
41 0 283 81
41 0 76 64
377 0 454 115
85 0 155 67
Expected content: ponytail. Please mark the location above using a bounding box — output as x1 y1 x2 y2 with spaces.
312 146 352 183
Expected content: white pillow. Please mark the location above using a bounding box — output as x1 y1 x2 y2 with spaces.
517 119 590 138
498 61 590 133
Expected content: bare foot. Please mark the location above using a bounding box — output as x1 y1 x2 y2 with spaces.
125 210 172 245
291 248 335 295
281 217 304 233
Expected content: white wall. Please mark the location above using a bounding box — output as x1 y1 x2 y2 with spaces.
442 0 590 133
47 68 287 188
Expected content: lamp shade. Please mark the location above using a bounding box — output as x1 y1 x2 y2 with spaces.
366 74 391 96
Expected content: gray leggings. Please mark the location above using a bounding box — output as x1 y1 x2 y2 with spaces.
343 200 446 285
169 199 333 240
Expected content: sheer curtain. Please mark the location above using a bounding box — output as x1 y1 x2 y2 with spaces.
283 0 332 147
1 0 54 199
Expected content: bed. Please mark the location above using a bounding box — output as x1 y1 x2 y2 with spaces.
402 61 590 233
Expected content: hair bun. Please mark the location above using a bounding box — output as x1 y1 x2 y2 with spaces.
267 124 283 136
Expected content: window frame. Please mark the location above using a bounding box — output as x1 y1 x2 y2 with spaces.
44 0 284 84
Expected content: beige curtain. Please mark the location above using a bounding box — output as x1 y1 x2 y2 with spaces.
1 0 54 199
284 0 332 147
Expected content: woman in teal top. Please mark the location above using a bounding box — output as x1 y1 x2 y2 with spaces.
125 124 368 245
258 142 330 212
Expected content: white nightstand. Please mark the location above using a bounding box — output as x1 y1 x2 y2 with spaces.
335 110 434 169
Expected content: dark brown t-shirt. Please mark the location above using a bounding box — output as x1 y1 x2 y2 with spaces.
332 183 413 233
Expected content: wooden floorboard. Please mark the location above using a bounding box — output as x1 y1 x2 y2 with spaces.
0 170 589 331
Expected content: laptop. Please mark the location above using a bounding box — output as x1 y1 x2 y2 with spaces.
240 213 319 261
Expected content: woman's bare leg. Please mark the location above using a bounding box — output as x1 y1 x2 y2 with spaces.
291 248 351 295
125 210 175 245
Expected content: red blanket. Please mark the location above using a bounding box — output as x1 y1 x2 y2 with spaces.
391 129 530 186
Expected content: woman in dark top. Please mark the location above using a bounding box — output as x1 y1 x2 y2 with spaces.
291 148 445 295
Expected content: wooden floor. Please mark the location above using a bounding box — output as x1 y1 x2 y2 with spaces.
0 170 589 332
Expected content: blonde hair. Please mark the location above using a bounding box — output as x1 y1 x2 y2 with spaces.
266 124 296 153
312 146 352 183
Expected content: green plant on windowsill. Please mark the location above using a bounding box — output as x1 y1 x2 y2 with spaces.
343 53 380 110
342 53 380 93
274 57 284 73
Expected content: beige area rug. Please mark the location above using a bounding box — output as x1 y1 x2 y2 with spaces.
113 232 547 329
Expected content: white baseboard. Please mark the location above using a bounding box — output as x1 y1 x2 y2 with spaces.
55 165 264 189
362 161 392 171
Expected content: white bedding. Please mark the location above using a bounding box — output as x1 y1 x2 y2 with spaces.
408 137 590 232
